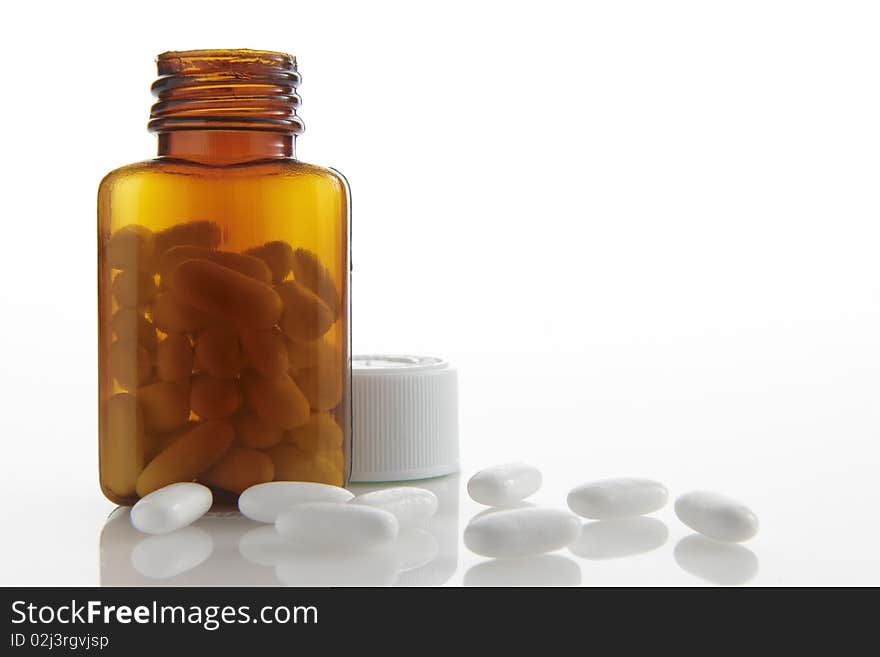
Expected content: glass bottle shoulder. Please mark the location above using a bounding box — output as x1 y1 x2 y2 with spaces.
100 157 347 191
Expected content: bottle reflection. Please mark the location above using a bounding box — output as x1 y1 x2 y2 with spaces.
464 555 582 587
674 534 759 586
568 517 668 560
100 474 459 586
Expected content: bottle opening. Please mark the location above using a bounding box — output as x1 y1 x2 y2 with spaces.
149 49 304 135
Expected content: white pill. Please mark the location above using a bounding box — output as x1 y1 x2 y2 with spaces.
675 491 759 543
467 462 542 506
275 502 399 550
464 507 581 558
350 487 438 528
130 482 212 535
567 478 668 519
239 481 354 523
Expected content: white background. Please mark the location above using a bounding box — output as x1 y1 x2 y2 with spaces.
1 0 879 585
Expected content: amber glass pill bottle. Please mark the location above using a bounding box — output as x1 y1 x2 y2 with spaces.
98 50 351 505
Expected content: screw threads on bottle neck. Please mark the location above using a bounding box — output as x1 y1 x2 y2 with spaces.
148 49 304 136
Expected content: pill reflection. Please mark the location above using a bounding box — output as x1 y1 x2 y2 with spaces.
464 555 582 587
240 526 398 586
393 529 440 572
239 527 439 587
275 550 400 587
568 517 668 560
349 474 459 587
101 508 273 586
674 534 759 586
101 474 460 586
238 525 293 567
187 512 277 586
131 527 213 579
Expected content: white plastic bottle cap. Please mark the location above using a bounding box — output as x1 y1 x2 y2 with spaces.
351 355 459 482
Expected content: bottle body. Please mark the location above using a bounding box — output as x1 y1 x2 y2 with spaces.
98 156 350 504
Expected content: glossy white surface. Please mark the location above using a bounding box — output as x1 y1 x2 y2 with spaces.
674 535 760 586
97 478 460 587
567 478 668 519
0 461 860 586
569 518 669 560
130 527 213 579
130 483 212 535
89 473 761 586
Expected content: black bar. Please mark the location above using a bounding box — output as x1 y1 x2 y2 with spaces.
2 586 869 654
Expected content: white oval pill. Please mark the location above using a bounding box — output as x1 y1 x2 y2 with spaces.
674 491 759 543
130 482 212 535
463 507 581 558
239 481 354 523
567 478 668 519
350 487 438 528
275 502 399 550
467 462 542 506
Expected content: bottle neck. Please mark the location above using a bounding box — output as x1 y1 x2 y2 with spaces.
157 130 295 165
149 50 303 165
